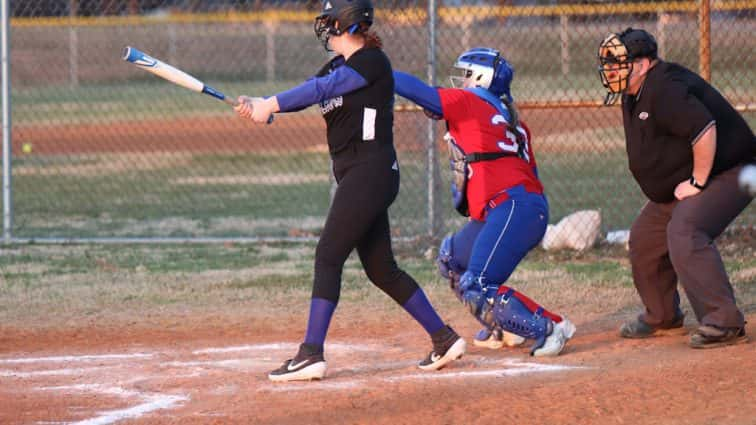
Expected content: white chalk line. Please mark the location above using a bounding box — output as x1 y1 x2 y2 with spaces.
164 359 248 368
0 353 178 425
193 341 386 355
258 359 588 392
3 343 590 422
38 384 188 425
193 343 298 355
382 360 584 381
0 353 153 364
0 366 116 378
263 380 366 392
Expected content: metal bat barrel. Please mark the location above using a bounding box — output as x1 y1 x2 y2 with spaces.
123 46 272 122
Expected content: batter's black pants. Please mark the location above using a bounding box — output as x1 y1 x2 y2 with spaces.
628 165 752 329
312 142 419 305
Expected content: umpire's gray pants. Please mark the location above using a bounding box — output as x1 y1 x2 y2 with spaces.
628 165 752 329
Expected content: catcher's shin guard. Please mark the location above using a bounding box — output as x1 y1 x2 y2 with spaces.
492 288 554 355
459 272 499 329
449 272 464 303
437 236 466 303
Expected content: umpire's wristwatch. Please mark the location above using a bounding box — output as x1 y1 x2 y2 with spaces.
689 176 707 190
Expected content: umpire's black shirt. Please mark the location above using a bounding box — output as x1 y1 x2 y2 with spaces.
621 60 755 203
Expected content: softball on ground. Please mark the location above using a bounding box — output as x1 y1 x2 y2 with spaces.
21 143 32 154
738 164 756 197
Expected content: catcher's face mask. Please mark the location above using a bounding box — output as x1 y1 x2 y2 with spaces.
597 33 633 105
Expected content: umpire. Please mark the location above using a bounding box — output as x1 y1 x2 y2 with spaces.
598 28 755 348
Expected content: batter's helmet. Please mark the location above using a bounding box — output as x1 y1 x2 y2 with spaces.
450 47 514 101
314 0 374 50
597 28 658 105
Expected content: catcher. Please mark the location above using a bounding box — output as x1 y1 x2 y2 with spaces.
394 47 576 356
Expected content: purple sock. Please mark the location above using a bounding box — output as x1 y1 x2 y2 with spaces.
303 297 337 346
402 289 445 335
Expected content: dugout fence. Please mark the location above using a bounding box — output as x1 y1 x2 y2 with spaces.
2 0 754 244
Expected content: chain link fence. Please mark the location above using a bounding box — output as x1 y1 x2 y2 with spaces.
3 0 755 243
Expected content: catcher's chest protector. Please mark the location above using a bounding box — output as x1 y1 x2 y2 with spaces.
445 132 471 216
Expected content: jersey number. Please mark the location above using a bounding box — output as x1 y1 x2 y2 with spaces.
492 114 529 162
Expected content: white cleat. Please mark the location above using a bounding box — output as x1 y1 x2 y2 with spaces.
502 330 527 347
268 355 327 382
473 328 526 349
419 337 466 371
532 318 576 357
418 326 467 371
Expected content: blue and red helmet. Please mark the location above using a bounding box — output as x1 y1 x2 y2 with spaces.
450 47 514 101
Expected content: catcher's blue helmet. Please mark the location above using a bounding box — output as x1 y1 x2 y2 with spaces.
451 47 514 101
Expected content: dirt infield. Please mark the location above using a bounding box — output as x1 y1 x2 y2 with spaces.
12 108 621 155
1 307 754 425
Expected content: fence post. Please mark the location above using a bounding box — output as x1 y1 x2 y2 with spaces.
560 14 569 76
698 0 711 81
427 0 439 238
69 26 78 87
69 0 78 87
461 14 472 51
656 11 667 59
265 19 277 83
1 0 12 243
168 24 177 65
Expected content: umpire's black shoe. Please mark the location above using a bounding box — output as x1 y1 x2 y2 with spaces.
619 314 686 339
418 325 466 371
268 343 326 382
689 325 747 349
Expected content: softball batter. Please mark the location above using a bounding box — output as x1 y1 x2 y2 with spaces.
235 0 464 382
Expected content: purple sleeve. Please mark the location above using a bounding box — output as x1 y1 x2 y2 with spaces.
276 65 368 112
393 71 443 116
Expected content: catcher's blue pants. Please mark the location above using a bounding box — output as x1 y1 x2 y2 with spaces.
451 185 548 285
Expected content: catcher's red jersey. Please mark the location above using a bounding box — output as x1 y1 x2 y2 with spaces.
438 88 543 220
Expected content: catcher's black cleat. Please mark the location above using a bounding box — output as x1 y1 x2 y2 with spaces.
268 343 327 382
419 325 466 371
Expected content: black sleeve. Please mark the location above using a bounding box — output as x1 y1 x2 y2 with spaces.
345 48 390 84
653 75 714 144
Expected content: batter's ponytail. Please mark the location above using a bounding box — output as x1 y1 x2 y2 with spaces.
356 22 382 49
364 31 383 49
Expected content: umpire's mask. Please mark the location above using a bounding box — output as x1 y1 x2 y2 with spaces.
597 33 633 106
597 28 658 106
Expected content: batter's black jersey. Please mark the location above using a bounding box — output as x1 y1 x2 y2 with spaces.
621 61 755 203
316 47 394 155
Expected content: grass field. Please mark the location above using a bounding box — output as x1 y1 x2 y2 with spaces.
9 147 649 238
0 237 753 327
9 143 753 239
